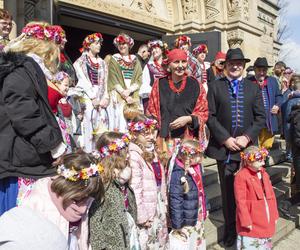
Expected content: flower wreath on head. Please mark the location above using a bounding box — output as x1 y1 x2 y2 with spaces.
128 119 158 132
98 134 131 159
80 33 103 53
240 147 269 162
148 40 164 50
113 34 134 49
179 144 203 156
57 163 104 182
22 24 66 45
192 44 208 57
174 35 192 48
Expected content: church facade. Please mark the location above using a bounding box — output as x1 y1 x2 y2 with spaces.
3 0 281 64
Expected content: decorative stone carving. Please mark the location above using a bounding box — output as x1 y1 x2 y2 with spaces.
204 0 220 20
182 0 197 19
227 30 244 48
227 0 249 21
58 0 172 30
24 0 39 24
130 0 155 14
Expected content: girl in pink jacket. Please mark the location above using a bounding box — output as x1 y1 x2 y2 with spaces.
19 152 105 250
128 114 168 249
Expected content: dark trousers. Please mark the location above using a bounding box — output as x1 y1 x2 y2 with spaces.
217 160 240 240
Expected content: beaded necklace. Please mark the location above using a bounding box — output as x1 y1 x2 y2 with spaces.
168 76 187 94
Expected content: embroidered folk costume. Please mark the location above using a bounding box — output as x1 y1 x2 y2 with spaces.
73 33 109 153
147 49 208 156
139 40 168 112
107 34 142 132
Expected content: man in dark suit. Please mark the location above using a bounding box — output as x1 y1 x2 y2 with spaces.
206 48 266 247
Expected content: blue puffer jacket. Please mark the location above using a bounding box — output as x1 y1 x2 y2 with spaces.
169 159 200 229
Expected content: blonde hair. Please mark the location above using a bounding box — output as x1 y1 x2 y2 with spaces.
239 145 260 169
178 139 203 193
8 21 60 74
123 102 143 122
96 132 129 185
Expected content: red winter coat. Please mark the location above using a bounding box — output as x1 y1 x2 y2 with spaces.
234 166 279 238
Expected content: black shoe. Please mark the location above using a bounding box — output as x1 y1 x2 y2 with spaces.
224 235 236 247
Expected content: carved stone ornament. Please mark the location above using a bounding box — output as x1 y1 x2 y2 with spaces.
204 0 220 20
227 0 249 20
182 0 197 20
57 0 173 30
227 30 244 48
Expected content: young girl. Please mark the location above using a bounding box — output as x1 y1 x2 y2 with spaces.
19 152 104 250
127 114 168 249
89 132 140 250
168 139 207 250
235 146 279 250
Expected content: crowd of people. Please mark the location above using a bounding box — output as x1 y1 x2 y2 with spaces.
0 8 300 250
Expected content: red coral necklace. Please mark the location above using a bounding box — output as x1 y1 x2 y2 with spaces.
168 76 187 94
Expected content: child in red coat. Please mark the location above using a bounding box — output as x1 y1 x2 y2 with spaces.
234 146 279 250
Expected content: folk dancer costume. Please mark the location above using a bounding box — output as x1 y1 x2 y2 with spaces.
147 49 208 157
206 48 265 245
107 34 142 132
174 35 203 84
248 57 283 149
139 40 168 112
73 33 109 153
192 44 210 93
235 149 279 250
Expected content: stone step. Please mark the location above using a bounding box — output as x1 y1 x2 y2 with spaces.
205 178 292 248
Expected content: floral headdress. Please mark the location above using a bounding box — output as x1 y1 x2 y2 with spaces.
113 34 134 49
174 35 192 48
80 33 103 53
54 71 70 82
240 147 269 162
148 40 164 50
179 144 203 156
57 163 104 182
128 119 158 132
22 24 66 45
98 134 131 159
192 44 208 57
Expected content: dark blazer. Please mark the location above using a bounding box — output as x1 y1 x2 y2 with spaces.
206 77 266 161
0 52 63 179
290 105 300 160
248 76 283 133
169 160 200 229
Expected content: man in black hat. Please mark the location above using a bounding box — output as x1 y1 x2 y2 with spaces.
206 48 266 247
248 57 283 151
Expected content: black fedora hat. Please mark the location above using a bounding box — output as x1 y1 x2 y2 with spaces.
253 57 272 68
225 48 251 63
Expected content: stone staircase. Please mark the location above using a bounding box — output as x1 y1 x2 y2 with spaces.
201 138 298 249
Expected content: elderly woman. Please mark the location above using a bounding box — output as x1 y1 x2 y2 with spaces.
73 33 109 153
147 48 208 156
107 33 142 132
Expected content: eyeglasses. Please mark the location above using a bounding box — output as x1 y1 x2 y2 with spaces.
0 21 13 27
